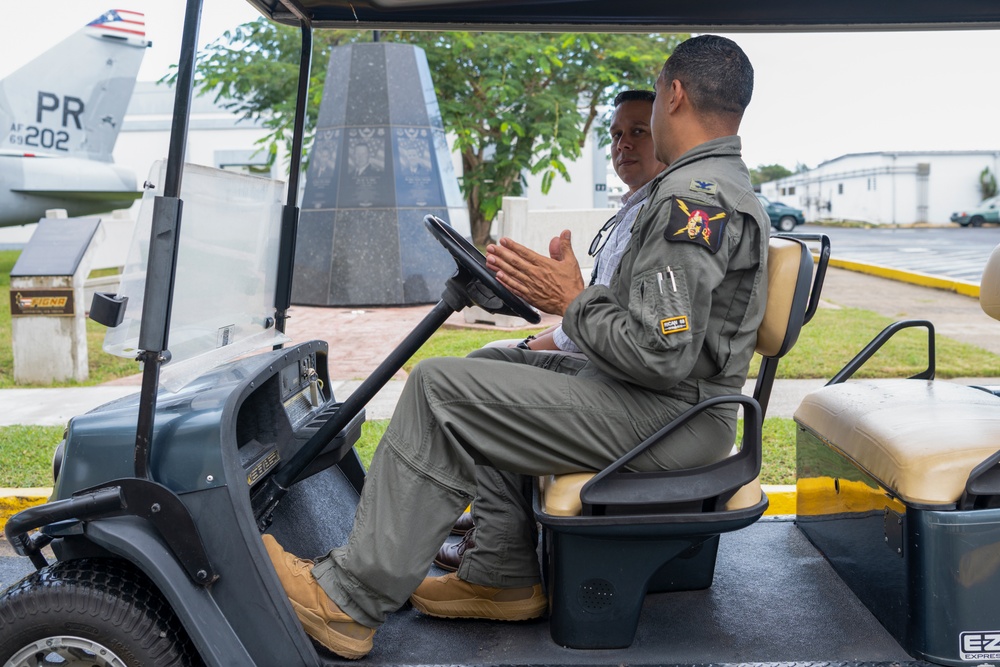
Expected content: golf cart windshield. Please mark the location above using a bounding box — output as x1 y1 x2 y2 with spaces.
104 161 289 391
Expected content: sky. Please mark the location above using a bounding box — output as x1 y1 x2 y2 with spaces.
2 2 998 171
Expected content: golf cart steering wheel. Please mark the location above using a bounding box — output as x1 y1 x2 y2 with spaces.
424 215 540 324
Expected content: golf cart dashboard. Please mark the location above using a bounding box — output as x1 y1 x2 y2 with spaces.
233 342 365 490
54 340 364 499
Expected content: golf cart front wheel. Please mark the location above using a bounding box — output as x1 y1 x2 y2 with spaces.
0 559 199 667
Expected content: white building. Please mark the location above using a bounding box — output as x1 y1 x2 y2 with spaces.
117 80 280 186
760 151 1000 225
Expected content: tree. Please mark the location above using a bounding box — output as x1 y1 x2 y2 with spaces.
186 21 681 244
750 163 793 186
981 166 998 201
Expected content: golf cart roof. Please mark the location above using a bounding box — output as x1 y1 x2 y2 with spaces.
245 0 1000 31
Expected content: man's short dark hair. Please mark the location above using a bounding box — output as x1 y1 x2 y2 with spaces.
660 35 753 117
613 89 655 107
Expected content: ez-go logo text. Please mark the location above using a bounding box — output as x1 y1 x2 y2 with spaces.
961 631 1000 659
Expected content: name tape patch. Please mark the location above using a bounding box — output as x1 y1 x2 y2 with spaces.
660 315 690 336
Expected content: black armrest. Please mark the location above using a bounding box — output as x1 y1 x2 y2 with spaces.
827 319 935 386
579 394 762 515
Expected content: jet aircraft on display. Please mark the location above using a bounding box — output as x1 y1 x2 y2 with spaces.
0 9 148 228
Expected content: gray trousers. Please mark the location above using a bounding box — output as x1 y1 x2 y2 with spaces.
311 347 735 627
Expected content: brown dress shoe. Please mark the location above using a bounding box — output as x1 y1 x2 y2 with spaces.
262 534 375 660
434 531 475 572
450 510 475 536
409 572 546 621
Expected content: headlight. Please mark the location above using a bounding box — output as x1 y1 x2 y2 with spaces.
52 439 66 483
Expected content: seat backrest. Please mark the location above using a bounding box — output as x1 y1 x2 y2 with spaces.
755 237 814 359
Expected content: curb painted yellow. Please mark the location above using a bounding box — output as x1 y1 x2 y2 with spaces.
762 484 796 515
1 486 799 534
0 489 51 532
827 257 980 299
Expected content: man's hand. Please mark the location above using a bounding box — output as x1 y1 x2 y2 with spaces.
486 230 585 316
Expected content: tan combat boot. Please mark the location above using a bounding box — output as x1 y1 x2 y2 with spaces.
409 572 546 621
262 534 375 660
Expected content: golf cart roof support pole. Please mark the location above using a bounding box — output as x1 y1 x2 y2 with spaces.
274 3 313 335
132 0 202 479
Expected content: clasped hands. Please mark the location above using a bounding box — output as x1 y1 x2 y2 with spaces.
485 230 585 317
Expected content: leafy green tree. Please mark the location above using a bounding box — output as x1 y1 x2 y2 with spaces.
750 163 793 186
187 20 681 244
981 166 998 201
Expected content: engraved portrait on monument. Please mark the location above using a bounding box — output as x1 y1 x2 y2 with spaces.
393 128 442 207
303 128 341 209
343 127 391 208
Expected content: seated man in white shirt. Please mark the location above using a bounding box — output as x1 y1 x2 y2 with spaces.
435 88 666 570
511 89 666 353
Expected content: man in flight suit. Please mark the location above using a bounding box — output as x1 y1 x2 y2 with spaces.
264 34 770 661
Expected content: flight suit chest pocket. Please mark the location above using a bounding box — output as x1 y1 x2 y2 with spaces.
629 266 692 352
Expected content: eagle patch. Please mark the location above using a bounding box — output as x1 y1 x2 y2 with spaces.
665 197 728 254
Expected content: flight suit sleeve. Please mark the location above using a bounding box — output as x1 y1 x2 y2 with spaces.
561 195 745 392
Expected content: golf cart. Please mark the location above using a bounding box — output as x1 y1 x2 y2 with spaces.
4 1 1000 666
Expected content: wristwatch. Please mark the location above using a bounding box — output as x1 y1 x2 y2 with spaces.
516 335 536 350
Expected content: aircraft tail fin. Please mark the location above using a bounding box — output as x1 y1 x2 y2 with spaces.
0 10 150 162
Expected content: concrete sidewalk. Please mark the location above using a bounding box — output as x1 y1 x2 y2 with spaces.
6 264 999 425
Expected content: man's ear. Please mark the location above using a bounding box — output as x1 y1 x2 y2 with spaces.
667 78 686 114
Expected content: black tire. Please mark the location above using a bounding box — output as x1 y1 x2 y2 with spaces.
778 216 797 232
0 558 200 667
971 216 985 228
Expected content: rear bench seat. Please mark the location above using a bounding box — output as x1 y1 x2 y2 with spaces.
793 243 1000 665
796 379 1000 507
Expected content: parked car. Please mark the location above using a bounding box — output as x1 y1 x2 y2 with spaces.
756 194 805 231
951 195 1000 227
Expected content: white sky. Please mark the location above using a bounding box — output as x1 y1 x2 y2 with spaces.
2 2 997 171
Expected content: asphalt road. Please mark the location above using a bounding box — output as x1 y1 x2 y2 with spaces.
799 224 1000 283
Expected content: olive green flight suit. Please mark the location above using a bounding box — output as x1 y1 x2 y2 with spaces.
311 135 770 628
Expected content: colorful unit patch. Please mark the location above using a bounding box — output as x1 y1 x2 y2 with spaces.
665 197 728 253
660 315 690 335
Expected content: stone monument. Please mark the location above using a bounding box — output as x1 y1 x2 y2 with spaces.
293 42 471 306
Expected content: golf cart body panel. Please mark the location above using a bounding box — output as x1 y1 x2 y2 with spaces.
4 1 1000 666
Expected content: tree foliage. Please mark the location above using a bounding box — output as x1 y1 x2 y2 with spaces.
750 163 794 186
981 166 998 201
186 20 682 243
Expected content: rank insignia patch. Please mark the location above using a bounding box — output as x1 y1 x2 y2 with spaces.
660 316 690 335
665 197 728 253
689 179 718 195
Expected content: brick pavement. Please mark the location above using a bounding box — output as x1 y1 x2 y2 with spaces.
275 303 559 381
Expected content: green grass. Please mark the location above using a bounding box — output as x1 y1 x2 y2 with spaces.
763 307 1000 379
0 425 63 487
402 327 544 373
2 415 800 489
4 246 1000 489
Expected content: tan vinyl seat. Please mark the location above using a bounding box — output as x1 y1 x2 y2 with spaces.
796 242 1000 508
